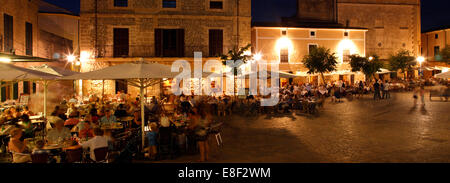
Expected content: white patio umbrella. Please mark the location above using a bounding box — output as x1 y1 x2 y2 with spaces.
243 70 300 78
28 64 79 118
62 61 180 148
435 71 450 79
0 63 60 117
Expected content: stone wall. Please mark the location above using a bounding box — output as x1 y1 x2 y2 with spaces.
0 0 39 55
337 0 421 59
37 30 73 59
298 0 336 22
80 0 252 58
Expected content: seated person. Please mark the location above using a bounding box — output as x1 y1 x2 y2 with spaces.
114 104 128 118
51 106 67 121
75 114 95 138
67 103 80 118
76 128 109 161
132 109 142 128
46 119 71 144
32 140 50 155
22 106 34 116
10 107 21 119
8 128 32 163
20 115 34 139
64 117 80 129
99 109 117 126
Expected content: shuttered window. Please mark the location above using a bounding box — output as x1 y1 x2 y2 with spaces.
13 82 18 100
113 28 129 57
23 81 30 94
26 22 33 56
155 29 184 57
4 14 13 53
1 82 7 102
32 82 36 94
209 29 223 57
280 48 289 63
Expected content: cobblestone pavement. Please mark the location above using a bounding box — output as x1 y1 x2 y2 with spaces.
153 91 450 163
1 91 449 163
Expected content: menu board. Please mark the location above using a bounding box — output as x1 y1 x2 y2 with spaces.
19 94 30 105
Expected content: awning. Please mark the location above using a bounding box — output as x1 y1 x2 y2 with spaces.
376 68 395 74
435 71 450 79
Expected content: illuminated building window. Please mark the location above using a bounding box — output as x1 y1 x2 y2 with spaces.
343 49 350 63
280 48 289 63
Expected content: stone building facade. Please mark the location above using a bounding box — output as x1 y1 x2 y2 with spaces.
0 0 39 56
421 27 450 62
337 0 421 59
79 0 251 97
0 0 78 115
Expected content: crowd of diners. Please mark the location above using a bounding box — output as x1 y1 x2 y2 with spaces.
1 77 448 163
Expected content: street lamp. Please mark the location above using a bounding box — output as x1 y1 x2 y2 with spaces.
253 53 262 61
416 56 425 79
368 56 374 61
67 55 76 63
417 56 425 66
0 57 11 63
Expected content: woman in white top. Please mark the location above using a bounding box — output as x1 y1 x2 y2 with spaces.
159 113 172 127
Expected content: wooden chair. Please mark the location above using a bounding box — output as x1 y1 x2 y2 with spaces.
66 148 83 163
209 123 223 147
301 101 309 113
93 147 109 163
31 153 49 163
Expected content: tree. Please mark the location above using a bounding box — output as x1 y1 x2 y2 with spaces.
349 54 383 81
388 50 416 79
302 46 338 84
220 43 252 95
442 45 450 64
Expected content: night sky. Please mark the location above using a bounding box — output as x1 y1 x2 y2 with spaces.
44 0 449 32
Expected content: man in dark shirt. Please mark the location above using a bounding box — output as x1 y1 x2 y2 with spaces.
373 81 381 100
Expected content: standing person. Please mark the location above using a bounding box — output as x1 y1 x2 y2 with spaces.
189 107 211 162
419 85 426 106
144 123 158 160
383 80 390 99
358 81 364 99
413 87 419 106
380 80 385 99
373 80 381 100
